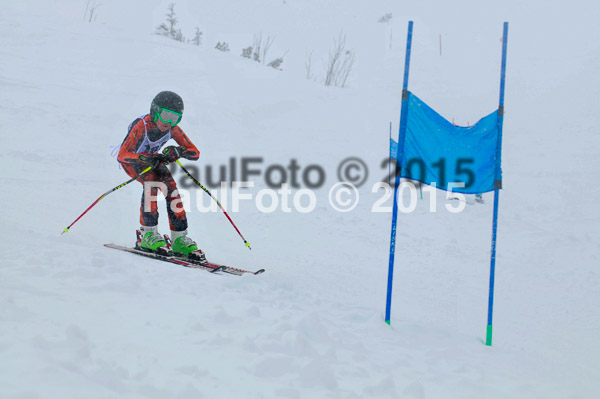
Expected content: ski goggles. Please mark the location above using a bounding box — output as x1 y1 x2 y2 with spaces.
155 107 182 127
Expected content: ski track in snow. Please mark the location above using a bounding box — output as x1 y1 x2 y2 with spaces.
1 1 599 398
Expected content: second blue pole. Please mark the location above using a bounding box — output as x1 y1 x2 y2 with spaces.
385 20 413 325
486 22 509 346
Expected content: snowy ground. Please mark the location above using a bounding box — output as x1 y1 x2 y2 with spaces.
1 0 599 398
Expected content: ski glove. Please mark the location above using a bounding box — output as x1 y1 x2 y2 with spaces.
138 153 165 168
162 146 185 163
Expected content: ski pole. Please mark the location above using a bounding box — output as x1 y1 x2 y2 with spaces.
61 165 153 234
176 159 251 250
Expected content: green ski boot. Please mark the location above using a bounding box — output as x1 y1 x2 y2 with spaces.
171 230 207 263
137 226 171 255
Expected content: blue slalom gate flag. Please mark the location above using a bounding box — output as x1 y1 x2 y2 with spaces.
390 138 398 159
397 92 501 194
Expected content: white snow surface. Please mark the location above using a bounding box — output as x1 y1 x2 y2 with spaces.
1 0 599 398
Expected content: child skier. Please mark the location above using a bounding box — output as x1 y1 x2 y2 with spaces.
118 91 205 261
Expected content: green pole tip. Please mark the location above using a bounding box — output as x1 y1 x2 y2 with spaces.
385 319 391 325
245 241 251 249
486 324 493 346
62 227 69 234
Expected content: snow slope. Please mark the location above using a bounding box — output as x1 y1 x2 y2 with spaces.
1 0 599 398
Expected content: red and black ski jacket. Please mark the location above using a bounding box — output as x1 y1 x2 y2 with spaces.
118 114 199 165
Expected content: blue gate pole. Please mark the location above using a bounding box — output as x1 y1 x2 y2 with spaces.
486 22 509 346
385 21 413 325
388 122 392 186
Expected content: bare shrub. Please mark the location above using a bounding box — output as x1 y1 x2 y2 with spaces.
251 33 275 63
83 0 102 23
324 33 356 88
267 58 283 70
305 51 313 80
378 13 392 23
215 42 230 52
241 46 253 59
268 57 284 70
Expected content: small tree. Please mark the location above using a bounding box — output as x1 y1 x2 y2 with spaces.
191 27 203 46
166 3 178 38
155 3 183 41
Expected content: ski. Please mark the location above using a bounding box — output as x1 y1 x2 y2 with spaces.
104 243 265 276
449 196 476 205
449 194 485 206
104 243 224 273
202 260 265 276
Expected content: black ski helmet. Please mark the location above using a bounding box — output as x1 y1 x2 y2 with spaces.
150 91 184 118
